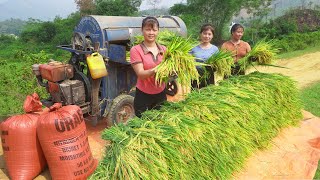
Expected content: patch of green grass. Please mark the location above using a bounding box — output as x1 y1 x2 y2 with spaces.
314 163 320 180
0 60 47 116
300 81 320 117
302 81 320 180
0 44 70 116
277 45 320 60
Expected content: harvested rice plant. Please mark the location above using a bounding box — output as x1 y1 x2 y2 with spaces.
206 50 234 77
132 31 201 87
90 72 302 179
155 36 200 87
238 39 280 71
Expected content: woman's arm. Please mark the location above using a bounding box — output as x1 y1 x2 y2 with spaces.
247 42 252 53
130 46 156 80
132 63 156 80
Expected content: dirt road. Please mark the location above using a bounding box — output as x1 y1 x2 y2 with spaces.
247 51 320 89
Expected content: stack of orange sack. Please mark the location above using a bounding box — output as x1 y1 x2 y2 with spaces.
1 93 97 179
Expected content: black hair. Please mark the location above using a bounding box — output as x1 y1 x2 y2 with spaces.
142 16 159 30
200 23 215 35
230 23 244 34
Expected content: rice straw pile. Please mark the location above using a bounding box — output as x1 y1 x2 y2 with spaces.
238 39 280 71
90 72 302 180
206 50 234 77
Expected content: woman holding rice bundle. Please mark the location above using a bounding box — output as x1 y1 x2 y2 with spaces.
130 16 167 118
221 23 251 76
190 24 219 88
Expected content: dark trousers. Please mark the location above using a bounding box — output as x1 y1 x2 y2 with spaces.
224 64 245 79
134 88 167 118
192 66 215 89
231 64 245 75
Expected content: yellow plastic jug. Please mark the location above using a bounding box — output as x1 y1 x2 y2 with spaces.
86 52 108 79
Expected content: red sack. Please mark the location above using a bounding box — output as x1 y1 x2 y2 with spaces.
1 114 47 180
0 93 47 180
23 93 42 113
37 103 97 180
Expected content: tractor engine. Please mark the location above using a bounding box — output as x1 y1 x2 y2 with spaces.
32 61 86 106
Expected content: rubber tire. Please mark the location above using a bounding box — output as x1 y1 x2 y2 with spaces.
165 80 178 96
107 94 135 126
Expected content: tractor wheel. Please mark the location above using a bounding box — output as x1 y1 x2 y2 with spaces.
165 80 178 96
107 94 135 126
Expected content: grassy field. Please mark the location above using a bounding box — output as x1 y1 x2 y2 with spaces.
0 42 69 116
277 45 320 59
300 81 320 117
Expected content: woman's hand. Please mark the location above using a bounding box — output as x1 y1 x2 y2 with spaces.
132 63 157 80
151 66 157 74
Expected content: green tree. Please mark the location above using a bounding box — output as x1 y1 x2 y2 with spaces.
52 13 81 45
20 18 42 43
20 20 56 43
38 22 57 43
75 0 95 16
95 0 142 16
169 3 189 15
170 0 272 43
0 34 17 46
169 4 200 38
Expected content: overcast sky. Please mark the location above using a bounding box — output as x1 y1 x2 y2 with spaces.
0 0 185 21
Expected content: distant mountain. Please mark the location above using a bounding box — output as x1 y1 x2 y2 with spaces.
234 0 320 21
138 8 170 16
270 0 320 17
0 18 26 35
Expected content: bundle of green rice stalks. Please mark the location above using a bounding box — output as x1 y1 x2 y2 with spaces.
157 30 180 46
131 30 181 46
131 35 144 46
89 72 302 180
206 50 234 77
155 36 201 87
238 39 280 71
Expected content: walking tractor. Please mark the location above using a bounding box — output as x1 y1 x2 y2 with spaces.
31 16 187 126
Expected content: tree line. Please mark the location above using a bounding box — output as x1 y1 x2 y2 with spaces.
1 0 319 46
73 0 273 42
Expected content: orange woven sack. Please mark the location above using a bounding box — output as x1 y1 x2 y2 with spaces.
37 103 97 180
0 94 47 180
23 92 43 113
